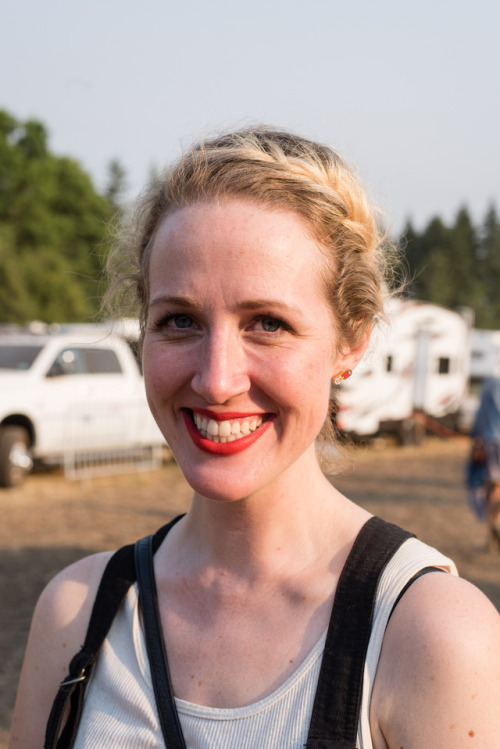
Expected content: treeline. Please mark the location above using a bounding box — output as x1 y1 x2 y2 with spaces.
401 206 500 329
1 109 499 328
0 109 122 324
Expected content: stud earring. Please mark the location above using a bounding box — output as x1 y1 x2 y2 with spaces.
333 369 352 385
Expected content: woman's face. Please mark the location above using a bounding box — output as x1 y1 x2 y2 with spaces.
142 199 358 501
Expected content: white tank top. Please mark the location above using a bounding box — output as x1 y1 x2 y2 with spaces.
73 538 457 749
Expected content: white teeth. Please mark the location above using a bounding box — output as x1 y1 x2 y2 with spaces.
191 412 266 443
207 419 219 436
218 420 231 437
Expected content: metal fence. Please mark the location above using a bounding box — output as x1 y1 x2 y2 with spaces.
62 402 164 480
63 443 164 481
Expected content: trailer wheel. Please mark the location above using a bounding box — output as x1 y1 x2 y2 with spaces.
398 419 416 446
0 426 33 488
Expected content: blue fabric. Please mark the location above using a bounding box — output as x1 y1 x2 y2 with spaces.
471 378 500 443
467 379 500 520
466 457 488 489
465 448 488 520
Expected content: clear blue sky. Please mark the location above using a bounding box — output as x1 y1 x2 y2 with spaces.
2 0 499 232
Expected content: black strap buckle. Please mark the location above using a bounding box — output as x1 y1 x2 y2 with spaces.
59 669 88 687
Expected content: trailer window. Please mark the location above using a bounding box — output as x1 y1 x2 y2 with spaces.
438 357 450 374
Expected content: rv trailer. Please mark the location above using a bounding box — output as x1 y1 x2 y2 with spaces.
335 300 470 442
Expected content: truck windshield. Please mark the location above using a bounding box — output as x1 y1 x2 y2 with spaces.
0 345 44 370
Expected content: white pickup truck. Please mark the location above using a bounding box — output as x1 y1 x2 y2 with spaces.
0 327 165 487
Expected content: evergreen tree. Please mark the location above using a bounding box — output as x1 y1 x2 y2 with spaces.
105 159 127 212
401 215 450 303
399 219 421 297
478 205 500 327
400 206 500 328
444 206 481 311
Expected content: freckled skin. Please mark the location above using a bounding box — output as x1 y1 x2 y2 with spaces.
142 200 362 505
371 572 500 747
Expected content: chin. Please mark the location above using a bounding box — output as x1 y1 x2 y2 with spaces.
181 466 261 503
172 449 274 503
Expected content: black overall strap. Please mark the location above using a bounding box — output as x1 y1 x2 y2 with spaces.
44 515 184 749
135 535 187 749
132 515 413 749
306 516 413 749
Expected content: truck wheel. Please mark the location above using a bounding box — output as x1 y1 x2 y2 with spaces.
0 426 33 488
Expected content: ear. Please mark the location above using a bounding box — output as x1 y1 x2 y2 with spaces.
332 322 371 379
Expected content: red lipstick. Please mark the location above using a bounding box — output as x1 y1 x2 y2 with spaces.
183 411 274 455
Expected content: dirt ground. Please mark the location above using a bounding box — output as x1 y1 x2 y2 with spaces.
1 437 498 747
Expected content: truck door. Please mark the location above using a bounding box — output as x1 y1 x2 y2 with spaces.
43 345 133 453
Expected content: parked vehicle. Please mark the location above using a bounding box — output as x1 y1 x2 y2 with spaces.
335 300 471 441
468 329 500 380
455 328 500 432
0 327 165 487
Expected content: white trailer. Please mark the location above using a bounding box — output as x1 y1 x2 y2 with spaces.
335 299 470 440
469 329 500 379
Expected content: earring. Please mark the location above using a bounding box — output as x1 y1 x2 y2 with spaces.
333 369 352 385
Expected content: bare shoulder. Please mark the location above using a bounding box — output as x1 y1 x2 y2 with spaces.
33 550 113 633
372 571 500 748
9 551 113 749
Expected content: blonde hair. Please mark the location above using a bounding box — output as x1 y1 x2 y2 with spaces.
107 126 394 465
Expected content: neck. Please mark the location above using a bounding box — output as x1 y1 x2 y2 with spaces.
175 450 361 580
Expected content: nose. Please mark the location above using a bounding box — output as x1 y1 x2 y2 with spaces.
191 329 251 405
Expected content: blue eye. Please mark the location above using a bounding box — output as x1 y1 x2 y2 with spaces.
153 313 197 333
172 314 193 329
260 317 282 332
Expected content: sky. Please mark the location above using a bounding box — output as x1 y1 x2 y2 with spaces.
2 0 499 233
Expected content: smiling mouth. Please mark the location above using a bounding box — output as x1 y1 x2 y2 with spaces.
190 411 268 443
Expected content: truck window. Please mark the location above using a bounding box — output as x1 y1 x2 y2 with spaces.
0 345 43 370
47 347 123 376
47 348 87 376
85 348 123 374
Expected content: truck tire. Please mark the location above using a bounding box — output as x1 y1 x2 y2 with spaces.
0 426 33 488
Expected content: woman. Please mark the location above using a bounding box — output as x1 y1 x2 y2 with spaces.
10 128 500 748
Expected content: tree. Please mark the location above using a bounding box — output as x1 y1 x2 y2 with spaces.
400 206 500 328
0 110 114 324
477 205 500 327
400 215 451 303
105 159 127 212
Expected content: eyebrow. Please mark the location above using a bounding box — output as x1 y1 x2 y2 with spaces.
148 295 302 315
149 295 201 310
238 299 302 315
